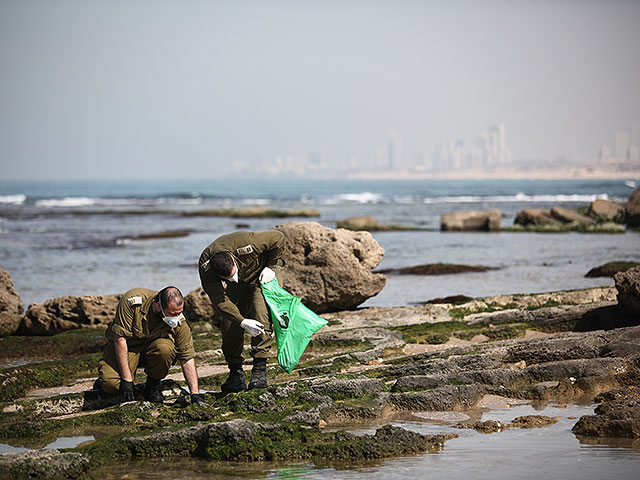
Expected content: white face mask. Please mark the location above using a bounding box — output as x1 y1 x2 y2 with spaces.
160 302 184 328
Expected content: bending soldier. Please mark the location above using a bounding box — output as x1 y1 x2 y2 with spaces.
198 229 285 392
96 286 204 404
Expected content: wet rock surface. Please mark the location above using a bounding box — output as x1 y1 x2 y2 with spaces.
456 415 558 433
0 449 90 479
614 265 640 318
440 209 501 231
625 185 640 228
378 263 496 275
1 285 640 478
513 204 627 232
572 392 640 439
588 198 625 220
586 261 640 278
22 293 122 336
0 269 24 337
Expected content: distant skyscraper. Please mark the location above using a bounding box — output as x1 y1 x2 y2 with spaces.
629 124 640 158
489 123 511 165
388 130 401 170
615 131 630 159
375 148 389 170
629 144 640 164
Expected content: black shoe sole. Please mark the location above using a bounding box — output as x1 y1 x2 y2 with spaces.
221 385 247 393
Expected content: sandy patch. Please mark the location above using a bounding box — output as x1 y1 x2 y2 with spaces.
476 394 530 409
524 329 553 339
402 336 482 355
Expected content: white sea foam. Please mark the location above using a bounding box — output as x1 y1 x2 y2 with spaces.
239 198 271 206
332 192 385 204
32 196 205 208
36 197 97 207
422 193 610 204
0 194 26 205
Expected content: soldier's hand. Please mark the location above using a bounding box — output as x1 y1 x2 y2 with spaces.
119 380 135 402
259 267 276 284
190 393 206 404
240 318 265 337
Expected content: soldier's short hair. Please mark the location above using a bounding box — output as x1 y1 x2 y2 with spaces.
158 286 184 309
210 251 234 277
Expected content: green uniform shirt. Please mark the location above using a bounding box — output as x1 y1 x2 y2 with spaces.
199 230 285 324
106 287 196 362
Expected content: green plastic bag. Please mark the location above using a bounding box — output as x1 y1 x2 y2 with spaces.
261 279 328 373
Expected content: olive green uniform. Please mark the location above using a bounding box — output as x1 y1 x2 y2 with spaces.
97 288 196 394
198 230 285 365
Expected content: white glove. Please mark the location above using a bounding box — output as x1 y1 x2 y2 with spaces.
259 267 276 284
240 318 265 337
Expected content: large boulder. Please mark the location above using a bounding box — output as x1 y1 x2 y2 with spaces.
614 266 640 318
441 210 501 231
588 199 625 221
626 186 640 228
22 293 122 336
514 208 561 227
550 206 595 226
0 269 24 337
184 288 219 324
274 221 386 313
337 216 389 231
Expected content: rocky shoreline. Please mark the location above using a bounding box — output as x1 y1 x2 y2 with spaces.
1 221 639 479
1 272 639 478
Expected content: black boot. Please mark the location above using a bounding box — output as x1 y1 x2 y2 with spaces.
221 364 246 393
248 358 267 390
142 377 164 403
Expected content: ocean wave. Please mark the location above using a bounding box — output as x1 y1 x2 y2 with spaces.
239 198 271 206
313 191 617 206
33 196 204 208
325 192 386 204
36 197 97 207
422 193 612 204
5 190 625 210
0 194 27 205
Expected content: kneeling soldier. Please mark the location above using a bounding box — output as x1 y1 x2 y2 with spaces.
96 286 204 404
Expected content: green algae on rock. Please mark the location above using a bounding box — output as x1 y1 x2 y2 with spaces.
1 286 640 478
78 419 452 463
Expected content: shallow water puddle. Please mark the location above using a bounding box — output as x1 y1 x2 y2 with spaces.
0 435 95 454
1 402 636 477
86 402 640 479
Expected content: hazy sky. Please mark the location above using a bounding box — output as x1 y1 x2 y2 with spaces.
1 0 639 180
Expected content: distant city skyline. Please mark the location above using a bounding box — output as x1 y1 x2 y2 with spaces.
234 121 639 178
1 1 640 180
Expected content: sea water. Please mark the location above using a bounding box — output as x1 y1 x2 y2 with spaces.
1 178 639 476
82 403 640 479
0 178 637 307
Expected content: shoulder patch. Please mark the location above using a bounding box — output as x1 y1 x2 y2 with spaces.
127 296 143 306
201 259 211 272
236 244 254 255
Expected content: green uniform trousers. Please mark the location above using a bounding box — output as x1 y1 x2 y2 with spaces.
220 281 274 365
97 338 177 394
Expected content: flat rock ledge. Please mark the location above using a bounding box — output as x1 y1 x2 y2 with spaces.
0 450 90 480
572 389 640 439
101 418 452 462
1 286 640 478
455 415 559 433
